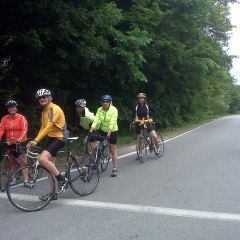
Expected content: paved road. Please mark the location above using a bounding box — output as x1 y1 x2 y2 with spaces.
1 116 240 240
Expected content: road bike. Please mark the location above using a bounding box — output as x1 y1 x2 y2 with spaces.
0 141 42 192
6 137 99 212
89 133 111 172
131 118 164 163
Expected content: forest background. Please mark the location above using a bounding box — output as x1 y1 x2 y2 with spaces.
1 0 240 140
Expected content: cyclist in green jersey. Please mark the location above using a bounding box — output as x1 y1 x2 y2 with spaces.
75 99 95 148
89 95 118 177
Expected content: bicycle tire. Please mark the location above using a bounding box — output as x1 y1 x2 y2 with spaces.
100 145 110 172
136 135 147 163
0 156 9 192
7 165 55 212
156 133 164 157
69 157 99 196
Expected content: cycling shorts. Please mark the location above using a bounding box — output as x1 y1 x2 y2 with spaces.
8 141 28 158
136 123 154 135
98 129 118 145
45 137 65 157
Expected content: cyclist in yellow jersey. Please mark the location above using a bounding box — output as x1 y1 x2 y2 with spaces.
27 89 69 201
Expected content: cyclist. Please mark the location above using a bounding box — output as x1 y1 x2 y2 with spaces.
0 100 30 187
132 93 161 159
27 89 69 201
89 95 118 177
75 99 95 149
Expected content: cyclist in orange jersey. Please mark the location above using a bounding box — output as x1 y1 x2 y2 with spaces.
0 100 30 187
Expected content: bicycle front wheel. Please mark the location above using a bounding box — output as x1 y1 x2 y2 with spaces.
0 156 9 192
7 165 55 212
136 135 147 163
100 145 110 172
69 157 99 196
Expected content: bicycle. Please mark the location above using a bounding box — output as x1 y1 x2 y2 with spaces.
0 141 41 192
89 133 111 172
74 135 92 165
131 118 165 163
6 137 99 212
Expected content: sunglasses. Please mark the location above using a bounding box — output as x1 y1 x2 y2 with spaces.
38 96 48 100
102 101 110 103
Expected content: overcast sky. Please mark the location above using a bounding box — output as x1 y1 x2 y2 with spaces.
228 3 240 84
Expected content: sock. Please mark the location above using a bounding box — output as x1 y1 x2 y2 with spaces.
56 173 65 181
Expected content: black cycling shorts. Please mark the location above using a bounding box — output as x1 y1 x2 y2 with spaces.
8 141 28 158
136 123 154 135
45 137 65 157
98 129 118 145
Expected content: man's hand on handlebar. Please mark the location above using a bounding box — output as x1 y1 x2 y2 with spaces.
27 140 37 150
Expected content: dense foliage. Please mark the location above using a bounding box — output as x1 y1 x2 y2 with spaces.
0 0 240 137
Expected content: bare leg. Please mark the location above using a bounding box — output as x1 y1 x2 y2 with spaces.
39 150 58 176
39 150 58 192
18 154 28 180
149 130 160 149
110 144 117 168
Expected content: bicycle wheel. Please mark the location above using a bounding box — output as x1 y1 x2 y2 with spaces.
0 156 10 192
69 157 99 196
136 135 147 163
7 165 55 212
100 145 110 172
156 133 164 157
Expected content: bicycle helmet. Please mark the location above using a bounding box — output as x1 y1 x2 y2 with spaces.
35 89 51 99
137 93 146 98
6 100 18 107
101 95 112 101
75 99 86 107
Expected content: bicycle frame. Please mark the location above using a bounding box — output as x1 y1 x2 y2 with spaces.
89 133 111 172
59 137 92 186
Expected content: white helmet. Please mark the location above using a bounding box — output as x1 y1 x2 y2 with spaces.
35 89 51 99
6 100 18 107
75 99 86 107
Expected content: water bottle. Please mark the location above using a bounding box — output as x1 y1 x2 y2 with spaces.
83 137 88 145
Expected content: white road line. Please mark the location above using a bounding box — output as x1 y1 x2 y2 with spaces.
2 117 237 222
51 198 240 222
1 193 240 222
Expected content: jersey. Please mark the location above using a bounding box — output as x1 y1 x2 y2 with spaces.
91 105 118 132
78 107 95 130
35 102 68 143
0 113 28 143
131 104 156 121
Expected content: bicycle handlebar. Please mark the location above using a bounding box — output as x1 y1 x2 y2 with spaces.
23 146 42 159
133 118 154 124
130 118 155 131
89 133 108 141
0 141 20 152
